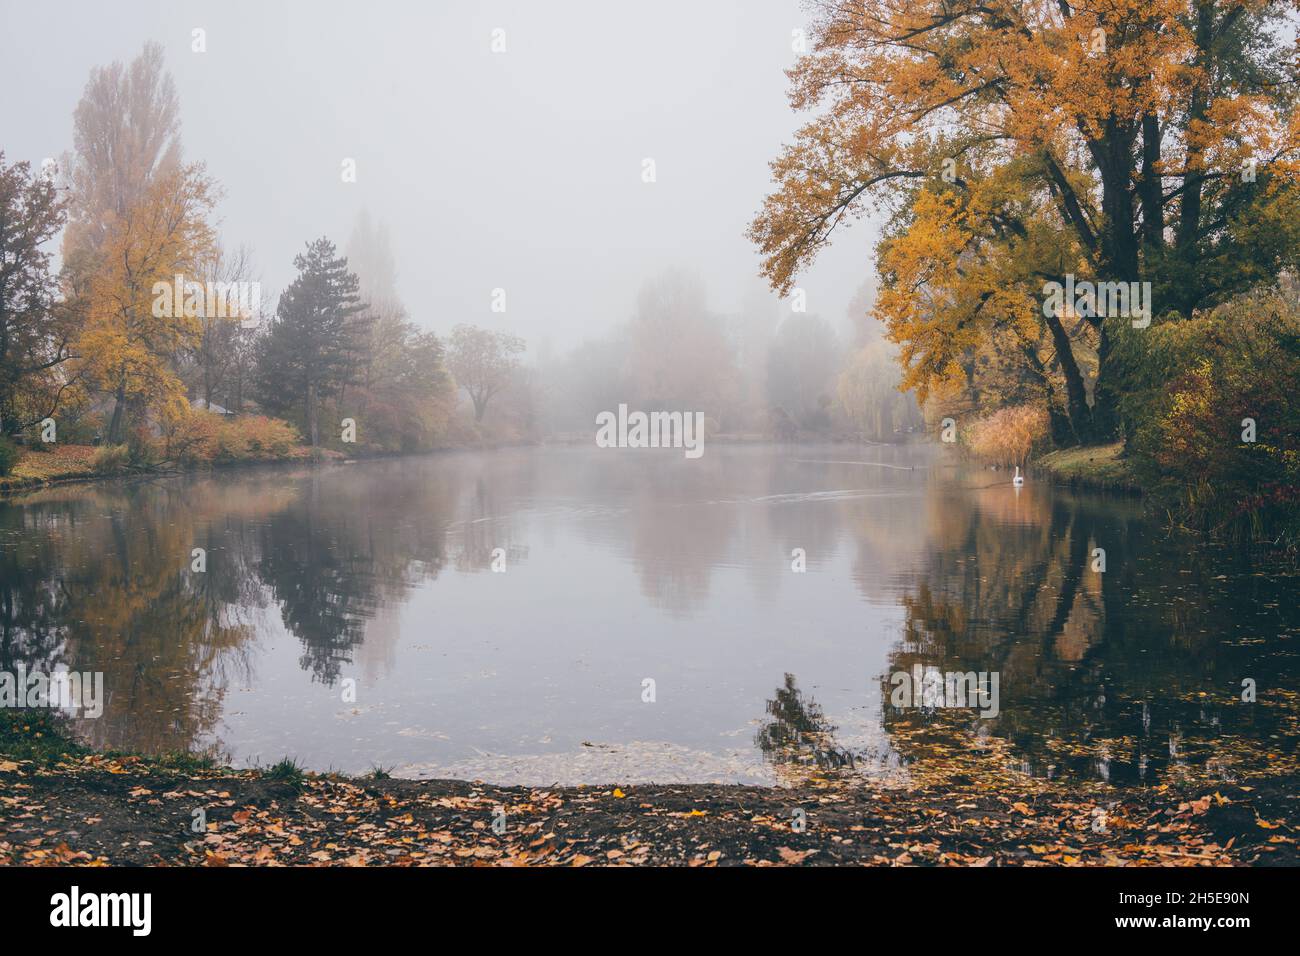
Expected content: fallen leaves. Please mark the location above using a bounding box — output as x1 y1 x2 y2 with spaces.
777 847 816 864
1 740 1296 868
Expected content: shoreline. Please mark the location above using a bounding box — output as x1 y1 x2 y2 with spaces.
0 443 492 499
0 435 925 499
2 715 1293 867
1031 442 1142 495
5 752 1290 868
0 449 337 497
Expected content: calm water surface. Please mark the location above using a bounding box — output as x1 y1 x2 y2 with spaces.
2 444 1297 786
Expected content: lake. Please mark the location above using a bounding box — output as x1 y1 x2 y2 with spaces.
2 443 1296 786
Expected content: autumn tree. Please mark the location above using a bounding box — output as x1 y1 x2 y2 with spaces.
75 163 218 443
447 324 525 423
750 0 1300 442
341 214 455 449
0 154 78 436
255 238 367 445
63 41 182 277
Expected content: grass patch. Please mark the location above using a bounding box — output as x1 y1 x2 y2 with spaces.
1035 441 1137 491
0 444 100 491
148 750 220 774
263 757 306 789
0 710 226 775
0 709 87 766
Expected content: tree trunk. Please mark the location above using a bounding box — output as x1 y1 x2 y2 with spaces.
1042 310 1090 443
1177 2 1215 253
1090 324 1119 441
1140 112 1164 253
1172 2 1216 318
107 383 128 444
306 380 319 446
1100 125 1141 283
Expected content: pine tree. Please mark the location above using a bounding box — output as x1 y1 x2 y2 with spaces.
256 238 367 445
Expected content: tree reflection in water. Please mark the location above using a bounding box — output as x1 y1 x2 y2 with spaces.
1 447 1296 783
755 673 855 773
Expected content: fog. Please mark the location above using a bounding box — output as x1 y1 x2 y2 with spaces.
0 0 882 351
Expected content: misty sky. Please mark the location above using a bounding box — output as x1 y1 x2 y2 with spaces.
1 0 881 351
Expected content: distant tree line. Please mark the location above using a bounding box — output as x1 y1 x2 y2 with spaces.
0 42 457 468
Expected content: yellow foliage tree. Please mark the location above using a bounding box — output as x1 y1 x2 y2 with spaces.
750 0 1300 443
76 164 218 443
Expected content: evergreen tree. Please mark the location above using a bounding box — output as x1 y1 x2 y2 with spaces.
256 238 367 445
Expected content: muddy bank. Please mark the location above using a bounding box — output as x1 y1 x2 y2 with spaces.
3 749 1295 867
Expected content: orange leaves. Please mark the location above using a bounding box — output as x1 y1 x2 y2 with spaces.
753 0 1298 435
75 162 218 429
965 403 1051 466
777 847 816 864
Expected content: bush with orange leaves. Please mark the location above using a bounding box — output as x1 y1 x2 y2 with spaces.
217 414 299 459
164 408 221 463
163 408 301 464
964 404 1050 468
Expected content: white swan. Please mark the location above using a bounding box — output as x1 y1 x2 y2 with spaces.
1012 465 1024 487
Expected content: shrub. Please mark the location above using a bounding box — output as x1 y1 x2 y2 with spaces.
165 408 221 464
217 415 299 460
964 404 1050 467
91 443 130 474
126 427 161 469
1125 291 1300 539
48 410 101 446
0 436 19 476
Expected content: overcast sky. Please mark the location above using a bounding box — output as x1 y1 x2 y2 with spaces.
1 0 880 351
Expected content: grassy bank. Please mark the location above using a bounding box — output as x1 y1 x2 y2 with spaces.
0 442 329 495
0 445 101 493
3 712 1295 867
1034 442 1140 494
